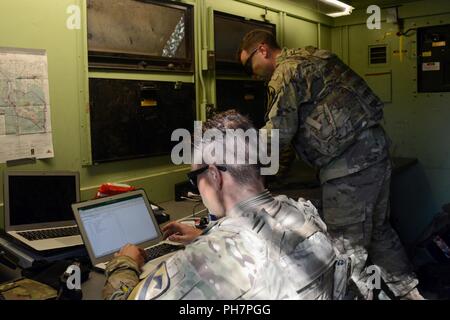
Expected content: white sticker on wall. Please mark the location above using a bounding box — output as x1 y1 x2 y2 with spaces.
422 62 440 71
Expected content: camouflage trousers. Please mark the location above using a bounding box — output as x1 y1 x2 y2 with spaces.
322 159 418 299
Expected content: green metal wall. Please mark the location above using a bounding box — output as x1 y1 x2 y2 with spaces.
0 0 332 229
332 0 450 240
3 0 446 243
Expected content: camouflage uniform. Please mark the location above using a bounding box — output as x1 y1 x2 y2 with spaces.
103 191 337 300
263 47 418 298
0 278 57 300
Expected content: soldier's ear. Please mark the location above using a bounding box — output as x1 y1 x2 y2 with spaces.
259 44 269 58
208 165 223 188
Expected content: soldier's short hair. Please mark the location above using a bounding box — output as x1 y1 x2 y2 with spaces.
237 29 281 61
203 109 254 132
201 110 262 186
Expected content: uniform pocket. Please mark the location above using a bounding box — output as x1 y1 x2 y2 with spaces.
302 87 366 158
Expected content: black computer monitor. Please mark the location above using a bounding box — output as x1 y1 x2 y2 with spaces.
214 11 277 75
3 171 80 229
89 79 196 163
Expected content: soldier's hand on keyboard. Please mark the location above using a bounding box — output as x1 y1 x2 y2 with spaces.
161 221 202 244
115 244 147 268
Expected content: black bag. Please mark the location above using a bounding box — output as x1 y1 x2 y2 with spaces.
412 204 450 299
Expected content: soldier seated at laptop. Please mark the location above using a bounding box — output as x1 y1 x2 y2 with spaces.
102 111 338 300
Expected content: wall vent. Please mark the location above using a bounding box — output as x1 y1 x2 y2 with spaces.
369 45 387 65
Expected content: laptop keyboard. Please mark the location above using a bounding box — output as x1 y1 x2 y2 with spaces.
18 226 80 241
145 243 184 262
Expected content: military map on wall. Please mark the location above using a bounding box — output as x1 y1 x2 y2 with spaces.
0 47 54 163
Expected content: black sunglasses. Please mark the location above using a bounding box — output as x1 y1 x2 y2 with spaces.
243 47 259 76
187 165 227 193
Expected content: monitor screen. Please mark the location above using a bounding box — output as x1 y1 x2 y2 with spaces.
214 11 276 74
7 174 79 226
77 194 159 258
87 0 194 72
89 79 196 163
216 79 267 129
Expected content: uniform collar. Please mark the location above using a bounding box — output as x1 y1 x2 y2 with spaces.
227 189 274 218
275 48 289 67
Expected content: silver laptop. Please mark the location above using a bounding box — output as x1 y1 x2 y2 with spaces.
71 189 183 271
3 171 83 251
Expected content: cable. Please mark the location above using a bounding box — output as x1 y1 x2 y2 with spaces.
397 28 416 37
180 196 201 202
193 208 208 217
192 201 204 217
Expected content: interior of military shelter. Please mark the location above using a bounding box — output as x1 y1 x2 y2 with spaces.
0 0 449 301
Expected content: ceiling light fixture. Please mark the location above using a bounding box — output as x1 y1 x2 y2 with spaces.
319 0 354 17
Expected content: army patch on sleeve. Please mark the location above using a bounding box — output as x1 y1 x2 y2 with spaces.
135 261 170 300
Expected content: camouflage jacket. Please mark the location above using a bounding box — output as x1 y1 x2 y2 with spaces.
103 190 336 300
264 47 390 183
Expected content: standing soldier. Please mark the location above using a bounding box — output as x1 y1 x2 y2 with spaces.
238 29 423 300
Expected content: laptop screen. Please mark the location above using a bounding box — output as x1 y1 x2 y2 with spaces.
7 174 79 226
77 194 159 258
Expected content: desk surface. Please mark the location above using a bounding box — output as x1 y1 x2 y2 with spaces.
0 199 205 300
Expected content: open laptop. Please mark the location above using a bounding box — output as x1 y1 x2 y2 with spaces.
71 189 184 272
3 171 83 251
